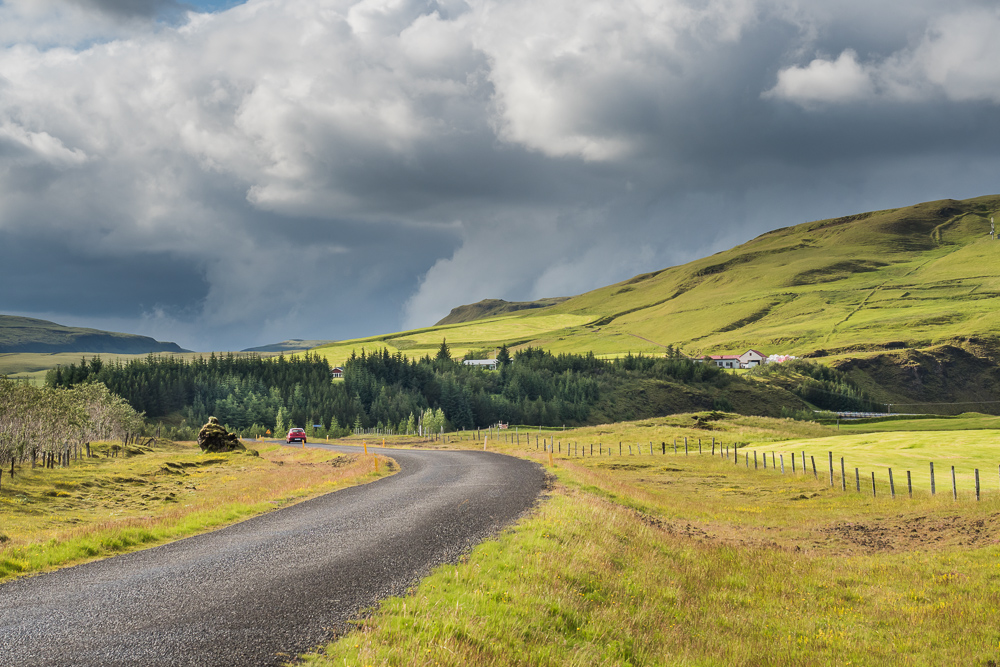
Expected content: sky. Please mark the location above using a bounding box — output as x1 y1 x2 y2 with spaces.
1 0 999 351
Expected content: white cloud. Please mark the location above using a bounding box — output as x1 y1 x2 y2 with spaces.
767 7 1000 106
765 50 876 105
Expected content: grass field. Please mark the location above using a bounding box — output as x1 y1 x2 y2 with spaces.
0 439 392 581
307 313 594 365
301 418 1000 666
306 196 1000 367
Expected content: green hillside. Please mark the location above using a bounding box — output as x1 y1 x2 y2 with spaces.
435 297 570 325
538 195 1000 359
314 196 1000 360
0 315 187 355
309 195 1000 411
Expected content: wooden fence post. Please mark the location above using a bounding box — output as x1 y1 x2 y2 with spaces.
780 454 785 474
907 470 912 498
871 471 876 497
811 456 817 479
855 468 860 492
975 468 980 501
951 466 957 500
829 452 834 487
764 452 767 469
792 453 796 473
841 458 846 491
930 462 935 495
754 451 758 469
889 468 895 498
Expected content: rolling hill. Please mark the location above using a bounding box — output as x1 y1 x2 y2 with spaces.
309 195 1000 411
0 315 187 354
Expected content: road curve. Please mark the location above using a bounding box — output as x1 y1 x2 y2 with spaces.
0 446 545 666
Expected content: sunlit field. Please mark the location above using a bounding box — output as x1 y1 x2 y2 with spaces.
302 415 1000 666
0 440 391 580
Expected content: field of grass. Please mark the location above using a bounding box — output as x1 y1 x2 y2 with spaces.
300 196 1000 368
307 313 593 365
301 417 1000 666
0 439 393 580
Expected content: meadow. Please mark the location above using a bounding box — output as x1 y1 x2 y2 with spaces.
302 415 1000 666
306 313 593 366
0 439 392 580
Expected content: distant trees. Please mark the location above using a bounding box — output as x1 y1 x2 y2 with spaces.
46 345 791 436
0 379 143 489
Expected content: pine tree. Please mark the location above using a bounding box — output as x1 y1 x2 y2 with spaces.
436 338 451 362
275 406 287 435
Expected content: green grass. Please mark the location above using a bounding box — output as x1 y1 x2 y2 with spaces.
300 424 1000 666
837 413 1000 432
0 439 393 581
306 313 592 365
756 429 1000 496
304 196 1000 367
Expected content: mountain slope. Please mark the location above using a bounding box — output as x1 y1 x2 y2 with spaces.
0 315 187 354
435 297 570 325
537 195 1000 358
312 195 1000 366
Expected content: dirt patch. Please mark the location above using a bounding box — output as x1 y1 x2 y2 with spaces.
822 513 1000 553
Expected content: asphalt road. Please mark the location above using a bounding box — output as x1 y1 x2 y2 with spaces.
0 445 545 666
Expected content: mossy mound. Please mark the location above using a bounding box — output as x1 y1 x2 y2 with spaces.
197 417 245 453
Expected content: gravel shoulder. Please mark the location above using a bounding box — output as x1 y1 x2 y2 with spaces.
0 445 545 667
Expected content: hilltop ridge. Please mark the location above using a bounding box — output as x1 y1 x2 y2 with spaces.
0 315 187 354
308 195 1000 412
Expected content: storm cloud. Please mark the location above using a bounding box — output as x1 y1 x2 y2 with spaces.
1 0 998 350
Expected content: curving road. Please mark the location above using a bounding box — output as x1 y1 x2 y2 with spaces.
0 446 545 666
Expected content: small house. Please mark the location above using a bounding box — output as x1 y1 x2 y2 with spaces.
331 366 344 378
463 359 498 371
708 355 741 369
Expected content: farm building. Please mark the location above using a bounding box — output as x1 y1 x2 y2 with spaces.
463 359 498 370
738 349 766 367
703 349 767 369
330 366 344 378
707 355 741 369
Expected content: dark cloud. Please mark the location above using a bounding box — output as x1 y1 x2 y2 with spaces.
0 0 998 349
0 230 209 317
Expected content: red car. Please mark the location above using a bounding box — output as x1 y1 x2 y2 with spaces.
286 428 307 444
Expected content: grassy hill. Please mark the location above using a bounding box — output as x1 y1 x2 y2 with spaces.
435 297 570 325
313 195 1000 359
309 195 1000 411
0 315 187 355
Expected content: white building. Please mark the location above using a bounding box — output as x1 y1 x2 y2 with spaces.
463 359 498 370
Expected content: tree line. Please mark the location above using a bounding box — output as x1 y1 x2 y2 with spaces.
47 343 749 437
0 379 144 489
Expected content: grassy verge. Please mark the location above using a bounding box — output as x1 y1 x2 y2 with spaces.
300 420 1000 666
0 440 393 581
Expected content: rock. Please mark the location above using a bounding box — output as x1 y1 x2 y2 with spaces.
197 417 245 453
